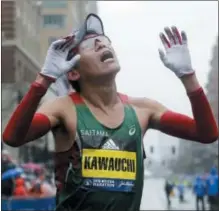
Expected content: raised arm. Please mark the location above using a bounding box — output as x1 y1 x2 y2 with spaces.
130 26 218 143
3 36 80 147
3 76 55 147
148 78 218 143
155 27 218 143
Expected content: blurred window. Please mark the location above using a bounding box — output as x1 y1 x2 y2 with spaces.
172 146 176 155
42 1 67 8
17 60 21 68
43 15 66 28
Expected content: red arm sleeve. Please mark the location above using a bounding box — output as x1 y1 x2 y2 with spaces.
3 82 51 147
159 88 218 143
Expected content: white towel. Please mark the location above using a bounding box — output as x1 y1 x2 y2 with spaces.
54 74 74 96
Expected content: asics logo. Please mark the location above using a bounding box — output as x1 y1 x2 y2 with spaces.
129 125 136 136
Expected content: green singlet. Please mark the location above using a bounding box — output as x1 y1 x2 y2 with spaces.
54 93 144 211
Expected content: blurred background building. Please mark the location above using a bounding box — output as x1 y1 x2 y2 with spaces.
171 36 218 174
2 0 98 163
40 0 97 65
144 133 178 176
2 0 42 161
206 36 218 125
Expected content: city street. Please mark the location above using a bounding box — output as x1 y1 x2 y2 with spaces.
141 178 196 210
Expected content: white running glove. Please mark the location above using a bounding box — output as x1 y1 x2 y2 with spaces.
158 26 194 78
40 36 80 81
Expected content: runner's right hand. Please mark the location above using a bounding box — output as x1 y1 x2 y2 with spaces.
40 36 80 82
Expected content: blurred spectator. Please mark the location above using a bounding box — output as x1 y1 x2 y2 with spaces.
206 167 219 210
29 179 43 197
2 178 14 197
193 176 206 210
2 150 15 173
29 172 48 197
177 183 185 203
164 179 174 207
1 149 56 199
2 151 16 197
41 182 56 196
13 177 28 197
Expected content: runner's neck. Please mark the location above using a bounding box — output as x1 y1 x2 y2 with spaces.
80 82 118 109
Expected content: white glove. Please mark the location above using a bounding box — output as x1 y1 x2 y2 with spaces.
158 26 194 78
41 36 80 81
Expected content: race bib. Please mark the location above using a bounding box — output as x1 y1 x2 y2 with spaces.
82 149 137 192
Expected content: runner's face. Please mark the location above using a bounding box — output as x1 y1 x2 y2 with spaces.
77 34 120 79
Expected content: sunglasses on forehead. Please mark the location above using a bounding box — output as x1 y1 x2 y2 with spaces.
66 13 106 61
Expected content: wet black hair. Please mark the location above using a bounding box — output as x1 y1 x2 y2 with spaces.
69 80 81 92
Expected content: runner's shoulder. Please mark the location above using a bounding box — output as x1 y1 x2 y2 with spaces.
40 94 75 113
127 95 168 122
122 94 159 111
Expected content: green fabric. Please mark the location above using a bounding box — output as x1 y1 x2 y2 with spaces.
56 102 144 211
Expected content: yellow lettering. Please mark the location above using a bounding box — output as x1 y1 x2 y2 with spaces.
82 149 136 180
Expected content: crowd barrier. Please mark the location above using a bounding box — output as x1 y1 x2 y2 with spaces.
1 197 56 211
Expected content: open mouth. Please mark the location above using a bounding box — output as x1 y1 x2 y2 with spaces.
100 50 114 62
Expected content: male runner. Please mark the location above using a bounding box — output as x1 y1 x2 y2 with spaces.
3 14 218 211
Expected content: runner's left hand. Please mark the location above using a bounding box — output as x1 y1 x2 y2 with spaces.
158 26 194 78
